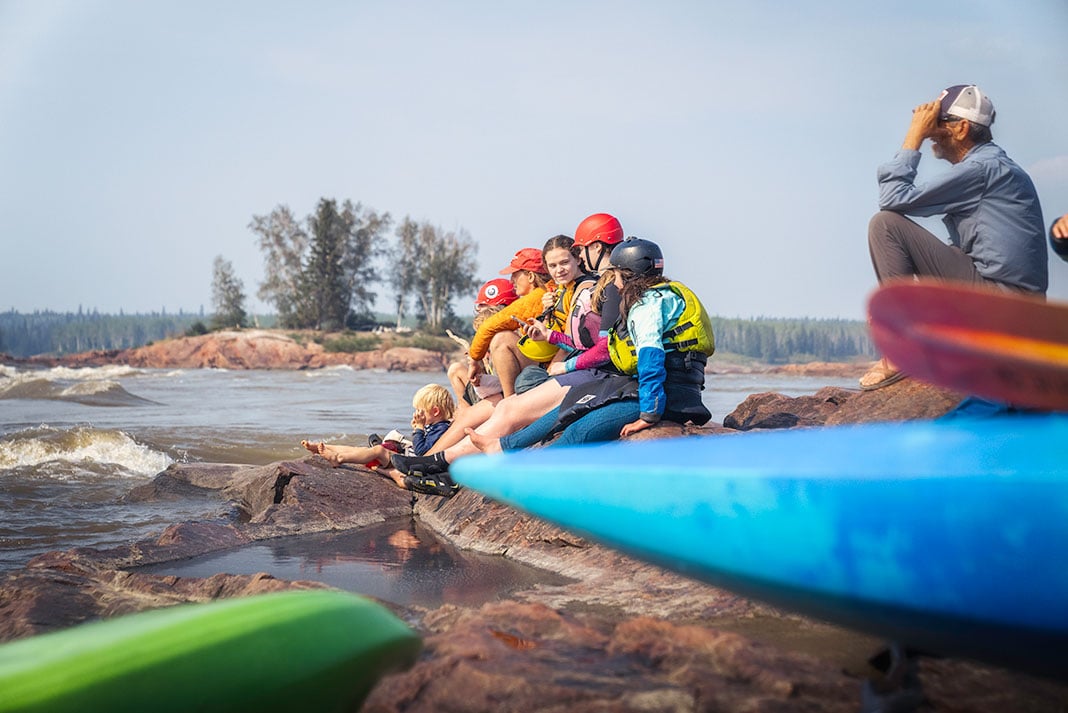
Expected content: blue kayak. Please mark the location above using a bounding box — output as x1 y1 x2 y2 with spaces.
451 414 1068 677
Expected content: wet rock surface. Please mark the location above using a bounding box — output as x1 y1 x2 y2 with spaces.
1 377 1065 712
722 378 964 431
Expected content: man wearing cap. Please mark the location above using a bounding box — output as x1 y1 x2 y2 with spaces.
861 84 1047 389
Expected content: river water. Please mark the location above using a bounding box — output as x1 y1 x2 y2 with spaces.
0 363 858 576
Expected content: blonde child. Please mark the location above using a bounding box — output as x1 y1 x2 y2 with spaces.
301 384 456 488
408 383 456 454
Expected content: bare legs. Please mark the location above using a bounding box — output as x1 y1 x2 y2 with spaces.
299 440 406 488
426 399 496 453
467 429 502 454
300 440 393 467
434 330 532 444
488 331 537 397
440 378 568 462
446 360 471 411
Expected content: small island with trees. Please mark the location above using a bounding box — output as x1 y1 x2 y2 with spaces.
0 196 876 366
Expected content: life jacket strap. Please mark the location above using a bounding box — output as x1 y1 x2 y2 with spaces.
662 319 695 340
672 337 701 351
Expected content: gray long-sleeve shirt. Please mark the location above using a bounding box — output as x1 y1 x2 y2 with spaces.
877 142 1047 293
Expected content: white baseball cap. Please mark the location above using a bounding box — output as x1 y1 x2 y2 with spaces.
938 85 995 128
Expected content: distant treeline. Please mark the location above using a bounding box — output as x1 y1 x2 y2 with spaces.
1 310 876 362
0 310 207 357
711 316 876 363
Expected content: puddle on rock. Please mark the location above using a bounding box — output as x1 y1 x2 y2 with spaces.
138 519 572 609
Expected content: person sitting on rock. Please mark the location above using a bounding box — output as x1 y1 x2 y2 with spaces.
572 211 625 275
445 278 517 411
861 84 1047 390
301 384 456 493
465 248 553 397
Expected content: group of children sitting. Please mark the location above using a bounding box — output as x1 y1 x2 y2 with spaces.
302 212 717 497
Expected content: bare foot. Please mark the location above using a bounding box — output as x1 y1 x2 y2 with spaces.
858 357 905 391
300 440 344 467
387 468 407 488
465 427 502 454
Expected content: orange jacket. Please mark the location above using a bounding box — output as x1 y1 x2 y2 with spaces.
468 287 548 361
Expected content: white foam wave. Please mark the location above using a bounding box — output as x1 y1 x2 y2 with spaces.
0 365 155 405
0 427 172 477
0 364 140 389
59 380 122 397
41 365 141 381
303 365 356 378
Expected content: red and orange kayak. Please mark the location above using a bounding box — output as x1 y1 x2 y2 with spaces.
867 280 1068 411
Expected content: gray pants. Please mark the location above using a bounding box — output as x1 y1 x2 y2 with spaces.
868 210 989 286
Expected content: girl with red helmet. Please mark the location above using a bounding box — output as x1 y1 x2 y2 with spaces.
573 212 624 274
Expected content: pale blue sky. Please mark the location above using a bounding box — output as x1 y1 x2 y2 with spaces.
2 1 1067 319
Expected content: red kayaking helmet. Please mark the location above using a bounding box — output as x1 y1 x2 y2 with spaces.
476 278 518 307
574 213 624 247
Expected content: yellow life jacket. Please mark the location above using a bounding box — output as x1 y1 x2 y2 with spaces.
546 276 596 330
607 281 715 375
521 274 599 362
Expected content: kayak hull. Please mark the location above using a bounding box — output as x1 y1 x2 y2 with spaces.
868 281 1068 410
452 415 1068 677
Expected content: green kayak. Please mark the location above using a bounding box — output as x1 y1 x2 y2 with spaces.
0 589 421 713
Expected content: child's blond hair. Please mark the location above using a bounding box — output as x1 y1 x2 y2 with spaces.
472 303 505 330
412 383 456 421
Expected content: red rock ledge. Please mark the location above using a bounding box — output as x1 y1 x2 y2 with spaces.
23 330 452 371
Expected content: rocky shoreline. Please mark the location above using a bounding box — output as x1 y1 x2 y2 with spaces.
12 329 452 372
2 376 1065 711
8 329 872 377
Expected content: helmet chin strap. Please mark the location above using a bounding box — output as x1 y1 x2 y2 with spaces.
584 244 605 273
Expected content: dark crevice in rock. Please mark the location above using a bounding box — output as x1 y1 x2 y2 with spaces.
272 474 293 504
543 536 585 548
